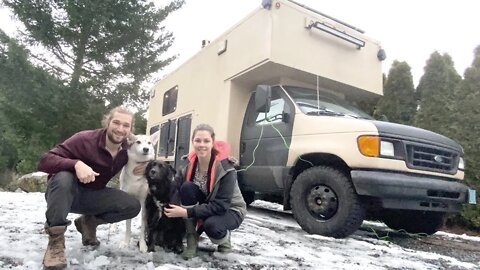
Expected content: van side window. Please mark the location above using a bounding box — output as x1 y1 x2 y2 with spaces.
255 90 285 125
162 86 178 116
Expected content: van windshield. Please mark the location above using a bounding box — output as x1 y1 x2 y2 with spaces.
282 86 373 120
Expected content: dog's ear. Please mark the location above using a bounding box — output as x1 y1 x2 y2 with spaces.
127 133 137 146
150 130 160 146
169 165 176 175
165 161 176 177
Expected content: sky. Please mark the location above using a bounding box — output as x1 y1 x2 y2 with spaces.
1 191 480 269
1 0 479 88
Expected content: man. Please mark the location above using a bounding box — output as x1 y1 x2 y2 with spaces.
38 106 145 269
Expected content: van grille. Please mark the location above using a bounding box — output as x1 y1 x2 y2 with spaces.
406 144 457 174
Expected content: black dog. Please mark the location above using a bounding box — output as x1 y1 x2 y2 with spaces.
145 160 186 253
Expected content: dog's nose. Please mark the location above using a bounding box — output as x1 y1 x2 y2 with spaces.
143 147 149 153
149 169 157 178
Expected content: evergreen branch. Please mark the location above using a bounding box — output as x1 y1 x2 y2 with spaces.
27 52 70 76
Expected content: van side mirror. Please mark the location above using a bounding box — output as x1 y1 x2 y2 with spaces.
255 85 271 113
282 112 290 123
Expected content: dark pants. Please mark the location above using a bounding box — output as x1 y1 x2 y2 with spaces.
44 171 140 228
180 181 242 239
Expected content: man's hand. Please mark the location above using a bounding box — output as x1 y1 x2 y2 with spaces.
133 162 148 176
164 204 188 218
74 161 99 183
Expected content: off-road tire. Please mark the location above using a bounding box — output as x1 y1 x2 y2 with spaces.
381 210 446 235
290 166 364 238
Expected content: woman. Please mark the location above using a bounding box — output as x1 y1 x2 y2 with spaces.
164 124 247 259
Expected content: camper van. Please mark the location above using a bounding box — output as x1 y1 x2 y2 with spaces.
146 0 475 238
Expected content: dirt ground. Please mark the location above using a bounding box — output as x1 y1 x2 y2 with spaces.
353 221 480 268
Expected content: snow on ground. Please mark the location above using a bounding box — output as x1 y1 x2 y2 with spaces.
0 191 479 269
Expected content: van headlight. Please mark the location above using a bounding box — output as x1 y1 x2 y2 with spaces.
458 157 465 170
358 136 396 158
380 141 395 157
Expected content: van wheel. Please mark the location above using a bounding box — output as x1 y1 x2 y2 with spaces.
290 166 364 238
381 210 445 235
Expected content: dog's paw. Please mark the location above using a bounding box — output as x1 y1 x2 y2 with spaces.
139 240 148 253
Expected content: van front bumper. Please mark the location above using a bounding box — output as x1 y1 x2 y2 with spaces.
350 170 471 212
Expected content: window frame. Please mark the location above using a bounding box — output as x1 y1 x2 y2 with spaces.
162 86 178 116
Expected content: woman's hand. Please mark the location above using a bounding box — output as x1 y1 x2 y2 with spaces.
164 204 188 218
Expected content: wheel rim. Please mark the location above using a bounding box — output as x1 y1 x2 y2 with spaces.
306 185 338 220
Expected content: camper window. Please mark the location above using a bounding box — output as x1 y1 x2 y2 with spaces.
162 86 178 116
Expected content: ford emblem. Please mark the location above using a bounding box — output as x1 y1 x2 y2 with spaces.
434 155 443 163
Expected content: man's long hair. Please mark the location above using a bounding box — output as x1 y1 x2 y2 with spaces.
101 106 135 131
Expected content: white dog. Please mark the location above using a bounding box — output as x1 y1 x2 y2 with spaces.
119 131 159 252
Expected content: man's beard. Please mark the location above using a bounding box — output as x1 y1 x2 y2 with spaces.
107 131 125 145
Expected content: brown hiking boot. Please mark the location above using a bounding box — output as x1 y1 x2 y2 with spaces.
74 215 100 246
43 226 67 270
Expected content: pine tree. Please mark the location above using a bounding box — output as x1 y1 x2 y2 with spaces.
375 61 416 125
450 46 480 229
414 52 461 138
0 113 17 179
3 0 184 108
1 30 72 172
